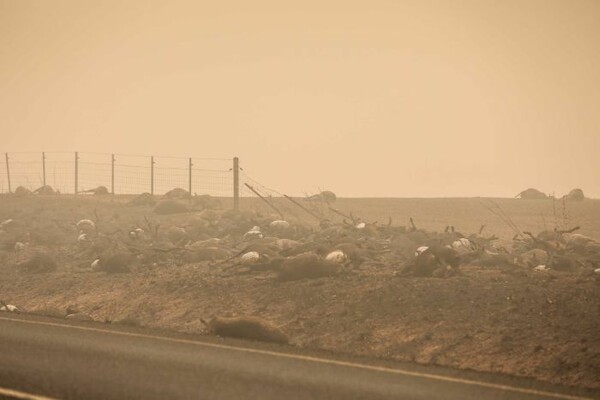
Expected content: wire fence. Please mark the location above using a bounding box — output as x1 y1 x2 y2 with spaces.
0 152 235 197
0 151 333 218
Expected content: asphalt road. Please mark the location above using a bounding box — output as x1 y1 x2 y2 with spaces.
0 315 596 400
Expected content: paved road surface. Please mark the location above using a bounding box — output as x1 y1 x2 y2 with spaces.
0 315 596 400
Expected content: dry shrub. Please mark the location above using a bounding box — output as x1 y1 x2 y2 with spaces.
165 226 187 243
95 253 133 273
14 186 31 196
34 185 56 195
192 194 221 209
18 252 57 273
203 316 289 344
91 186 109 195
183 247 231 262
154 200 188 215
163 188 190 199
114 316 141 327
65 313 94 321
277 253 339 281
30 223 71 246
551 255 578 271
129 192 155 206
29 306 65 318
0 233 26 251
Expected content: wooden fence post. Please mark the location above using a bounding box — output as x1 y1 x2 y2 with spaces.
188 157 193 196
233 157 239 210
111 154 115 195
5 153 11 193
74 151 79 194
42 152 46 187
150 156 155 195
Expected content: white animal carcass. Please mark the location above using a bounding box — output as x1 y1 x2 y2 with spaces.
243 226 263 240
415 246 429 256
326 250 347 264
451 238 475 254
0 304 20 313
275 239 299 251
76 219 96 233
129 228 145 239
269 220 290 229
240 251 261 265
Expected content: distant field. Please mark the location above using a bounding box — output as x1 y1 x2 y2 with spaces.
2 195 598 243
242 197 600 243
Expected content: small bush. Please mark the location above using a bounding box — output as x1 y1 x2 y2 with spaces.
14 186 31 197
95 253 133 273
18 252 57 273
153 200 188 215
192 194 221 209
129 192 156 206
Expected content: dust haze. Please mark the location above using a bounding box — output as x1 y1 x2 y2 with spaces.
1 2 599 400
1 0 599 197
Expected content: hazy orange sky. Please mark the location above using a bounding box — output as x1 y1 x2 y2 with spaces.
1 0 599 197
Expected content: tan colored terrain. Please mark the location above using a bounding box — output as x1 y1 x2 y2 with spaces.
0 195 598 390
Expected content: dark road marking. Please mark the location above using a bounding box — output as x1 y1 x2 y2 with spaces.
0 316 594 400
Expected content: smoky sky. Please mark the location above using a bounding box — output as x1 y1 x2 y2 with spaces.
1 0 599 197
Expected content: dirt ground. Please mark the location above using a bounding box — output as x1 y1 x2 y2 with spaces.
0 195 599 390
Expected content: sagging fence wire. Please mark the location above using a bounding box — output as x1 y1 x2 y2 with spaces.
238 170 334 222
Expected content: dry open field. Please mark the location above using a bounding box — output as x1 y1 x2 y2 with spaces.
267 196 600 243
0 194 599 390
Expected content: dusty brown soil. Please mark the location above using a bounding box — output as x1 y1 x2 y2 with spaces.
1 195 599 390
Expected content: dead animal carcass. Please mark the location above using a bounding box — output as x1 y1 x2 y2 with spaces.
202 316 289 344
516 188 547 200
76 219 96 235
80 186 109 195
163 188 190 200
277 253 339 281
33 185 56 195
562 188 584 202
309 190 337 203
401 246 460 277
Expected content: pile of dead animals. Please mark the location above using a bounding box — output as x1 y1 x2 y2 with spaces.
2 188 600 282
0 210 504 280
511 227 600 272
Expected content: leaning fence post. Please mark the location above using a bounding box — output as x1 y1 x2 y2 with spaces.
188 157 193 196
111 154 115 195
42 152 46 187
233 157 239 210
150 156 155 195
5 153 11 193
74 151 79 194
